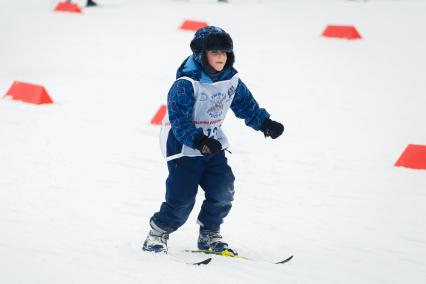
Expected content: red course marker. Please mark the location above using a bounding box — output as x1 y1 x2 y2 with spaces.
322 25 362 40
180 20 208 31
395 144 426 170
4 81 53 105
151 105 167 125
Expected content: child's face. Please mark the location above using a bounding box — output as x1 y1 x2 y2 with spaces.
206 50 228 72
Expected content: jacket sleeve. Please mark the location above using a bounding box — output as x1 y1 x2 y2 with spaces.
230 79 270 130
167 79 204 148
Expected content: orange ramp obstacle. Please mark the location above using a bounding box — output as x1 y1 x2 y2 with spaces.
395 144 426 170
322 25 362 40
54 2 82 13
151 105 167 125
4 81 53 105
180 20 208 31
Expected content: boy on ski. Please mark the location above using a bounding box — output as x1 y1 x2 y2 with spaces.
143 26 284 255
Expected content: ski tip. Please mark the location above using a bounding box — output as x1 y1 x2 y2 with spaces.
275 255 293 264
192 257 212 265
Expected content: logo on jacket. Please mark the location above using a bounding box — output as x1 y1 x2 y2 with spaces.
199 93 208 101
227 86 236 99
207 92 226 118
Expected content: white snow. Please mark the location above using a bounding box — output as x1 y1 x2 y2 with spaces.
1 0 426 283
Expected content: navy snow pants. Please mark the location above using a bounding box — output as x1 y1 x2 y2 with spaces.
150 150 235 233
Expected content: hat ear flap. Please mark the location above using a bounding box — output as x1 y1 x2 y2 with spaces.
190 38 201 54
225 51 235 69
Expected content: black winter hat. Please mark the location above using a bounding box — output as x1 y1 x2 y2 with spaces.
190 26 235 70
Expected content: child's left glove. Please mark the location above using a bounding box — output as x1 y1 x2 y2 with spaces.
195 135 222 156
261 118 284 139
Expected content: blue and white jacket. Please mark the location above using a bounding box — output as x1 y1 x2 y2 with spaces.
160 55 270 161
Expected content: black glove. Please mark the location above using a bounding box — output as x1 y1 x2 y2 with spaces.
261 118 284 139
195 135 222 156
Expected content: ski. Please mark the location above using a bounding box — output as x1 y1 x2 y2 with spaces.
191 257 212 266
274 255 293 264
185 249 293 264
144 250 213 266
167 254 213 266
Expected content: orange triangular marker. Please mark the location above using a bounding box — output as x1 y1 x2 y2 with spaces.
180 20 208 31
395 144 426 170
54 2 82 13
4 81 53 105
322 25 362 40
151 105 167 125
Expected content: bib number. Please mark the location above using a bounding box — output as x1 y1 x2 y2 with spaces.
206 127 218 138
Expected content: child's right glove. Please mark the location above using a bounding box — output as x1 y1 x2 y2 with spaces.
195 135 222 155
261 118 284 139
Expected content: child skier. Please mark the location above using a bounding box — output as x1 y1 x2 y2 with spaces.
143 26 284 254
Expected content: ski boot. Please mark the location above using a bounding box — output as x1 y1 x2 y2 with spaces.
198 228 237 256
142 228 169 253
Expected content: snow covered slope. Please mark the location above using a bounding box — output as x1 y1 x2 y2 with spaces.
1 0 425 283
